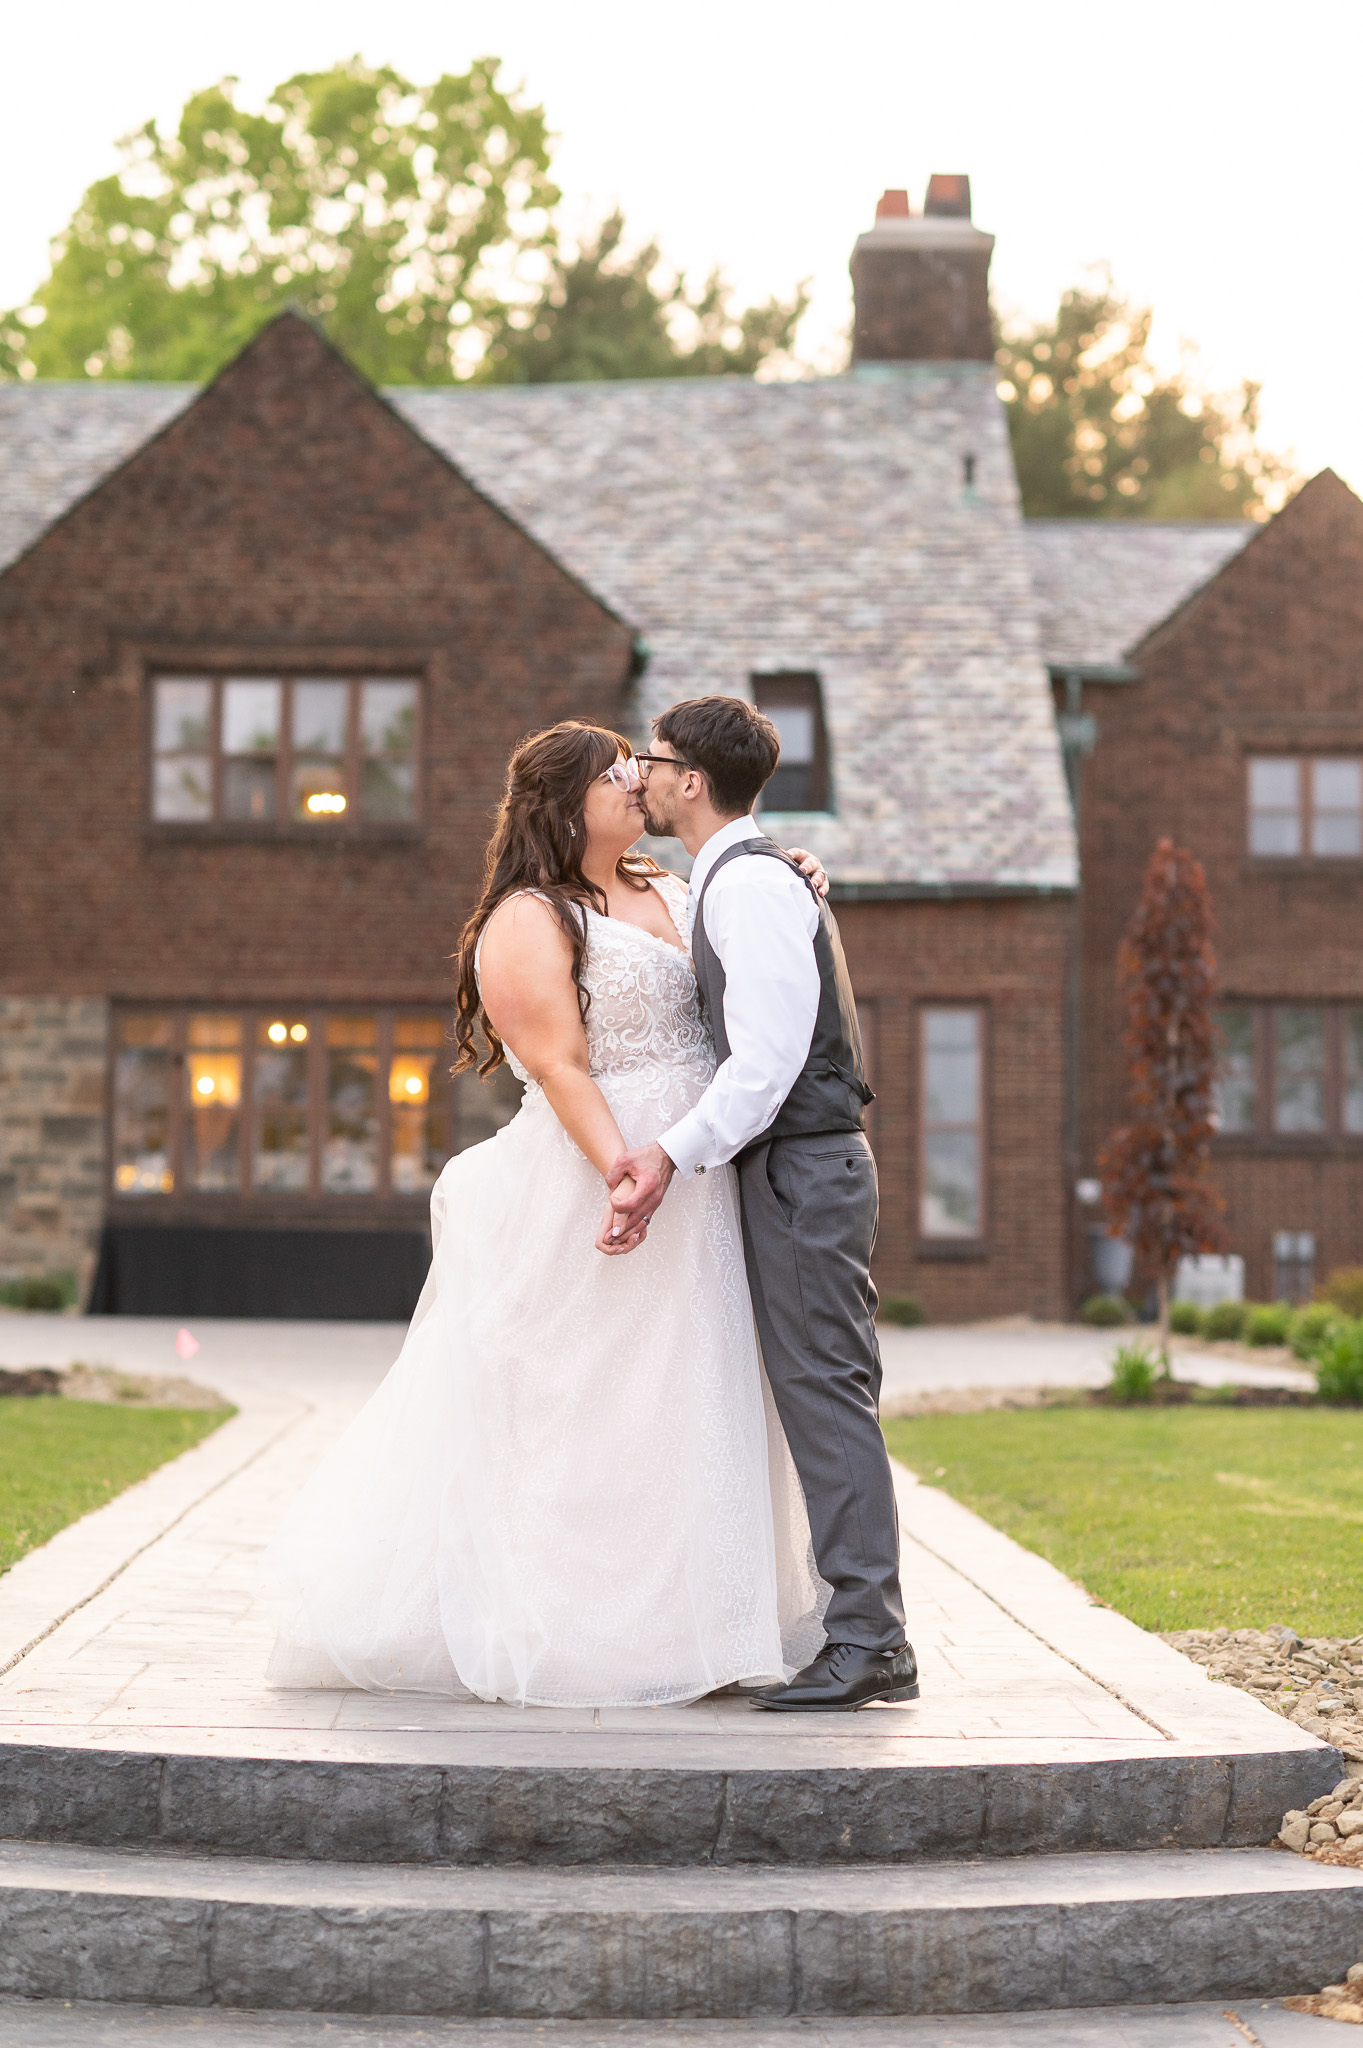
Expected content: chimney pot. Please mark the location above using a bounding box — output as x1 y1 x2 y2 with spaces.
849 175 995 366
923 174 972 219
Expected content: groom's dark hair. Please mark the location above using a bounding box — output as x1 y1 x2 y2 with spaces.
654 696 780 816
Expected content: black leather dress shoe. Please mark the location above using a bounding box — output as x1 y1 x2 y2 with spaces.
752 1640 919 1712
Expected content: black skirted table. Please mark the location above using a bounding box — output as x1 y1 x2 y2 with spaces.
89 1225 431 1321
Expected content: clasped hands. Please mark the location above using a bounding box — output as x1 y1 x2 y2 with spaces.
594 1142 676 1257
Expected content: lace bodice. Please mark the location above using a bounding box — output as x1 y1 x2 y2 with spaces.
477 877 713 1118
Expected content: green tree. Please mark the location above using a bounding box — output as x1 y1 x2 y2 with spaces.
0 58 558 386
483 211 808 383
998 273 1289 519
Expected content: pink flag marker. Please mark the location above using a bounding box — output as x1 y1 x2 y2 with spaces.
175 1327 200 1360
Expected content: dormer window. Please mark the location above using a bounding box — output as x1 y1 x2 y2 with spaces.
754 672 831 813
151 674 421 829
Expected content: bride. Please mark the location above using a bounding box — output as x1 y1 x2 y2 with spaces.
267 719 827 1707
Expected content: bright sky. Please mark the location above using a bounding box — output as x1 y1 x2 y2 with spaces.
2 0 1360 491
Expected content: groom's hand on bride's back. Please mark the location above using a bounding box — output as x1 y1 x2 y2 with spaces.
600 1141 676 1249
786 848 828 898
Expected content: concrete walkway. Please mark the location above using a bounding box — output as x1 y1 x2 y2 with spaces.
0 1312 1328 1764
0 1312 1353 2034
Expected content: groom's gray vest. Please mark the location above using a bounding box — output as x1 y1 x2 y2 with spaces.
691 838 874 1153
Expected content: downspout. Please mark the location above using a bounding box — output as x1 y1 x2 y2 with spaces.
1056 671 1096 1303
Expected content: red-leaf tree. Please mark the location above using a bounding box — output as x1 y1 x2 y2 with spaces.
1098 838 1226 1362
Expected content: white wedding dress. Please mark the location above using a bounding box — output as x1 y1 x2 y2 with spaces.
266 875 826 1707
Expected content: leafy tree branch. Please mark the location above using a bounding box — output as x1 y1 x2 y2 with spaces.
998 272 1291 520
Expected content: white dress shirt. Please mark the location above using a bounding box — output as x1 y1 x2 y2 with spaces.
660 816 820 1177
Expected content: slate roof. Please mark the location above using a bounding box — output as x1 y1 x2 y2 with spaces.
397 369 1076 890
0 381 194 576
1025 519 1254 670
0 368 1271 890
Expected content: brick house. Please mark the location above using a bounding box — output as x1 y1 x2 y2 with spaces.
1038 476 1363 1302
3 176 1356 1318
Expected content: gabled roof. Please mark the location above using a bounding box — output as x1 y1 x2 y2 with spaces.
397 369 1077 891
0 382 194 577
1025 519 1254 670
0 362 1078 891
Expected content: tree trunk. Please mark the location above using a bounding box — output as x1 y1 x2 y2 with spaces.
1156 1272 1172 1376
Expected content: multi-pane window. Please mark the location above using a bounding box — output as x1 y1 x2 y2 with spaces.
753 673 830 812
1247 757 1363 858
151 675 420 826
1214 1008 1258 1134
1214 1005 1363 1139
112 1009 521 1201
919 1008 985 1239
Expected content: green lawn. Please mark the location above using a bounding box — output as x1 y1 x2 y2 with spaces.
883 1407 1363 1636
0 1399 233 1574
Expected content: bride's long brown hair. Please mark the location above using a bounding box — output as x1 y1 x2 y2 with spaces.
453 721 664 1078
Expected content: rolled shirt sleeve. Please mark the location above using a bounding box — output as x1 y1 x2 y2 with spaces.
661 857 820 1176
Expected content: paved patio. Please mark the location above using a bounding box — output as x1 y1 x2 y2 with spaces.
0 1312 1325 1768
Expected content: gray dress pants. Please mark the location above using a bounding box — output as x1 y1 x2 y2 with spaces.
736 1129 907 1652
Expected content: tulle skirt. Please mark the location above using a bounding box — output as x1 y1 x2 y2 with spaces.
265 1068 826 1707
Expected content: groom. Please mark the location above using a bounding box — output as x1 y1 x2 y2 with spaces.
605 695 916 1712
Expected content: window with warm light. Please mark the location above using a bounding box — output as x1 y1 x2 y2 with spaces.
111 1008 522 1204
150 675 421 828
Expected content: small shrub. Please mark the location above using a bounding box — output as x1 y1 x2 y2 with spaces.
1108 1341 1158 1402
1082 1294 1133 1328
1245 1301 1293 1347
1202 1299 1246 1341
0 1276 67 1312
1318 1267 1363 1320
1288 1301 1342 1361
1315 1321 1363 1405
1169 1301 1201 1336
879 1293 925 1327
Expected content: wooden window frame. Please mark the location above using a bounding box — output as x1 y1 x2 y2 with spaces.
1246 755 1363 863
147 671 424 838
1214 1001 1363 1146
916 1003 989 1255
108 1004 478 1212
753 671 832 814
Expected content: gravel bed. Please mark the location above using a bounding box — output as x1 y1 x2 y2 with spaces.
1165 1625 1363 1864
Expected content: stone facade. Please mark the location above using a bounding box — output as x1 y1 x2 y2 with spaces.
0 998 108 1292
1073 471 1363 1299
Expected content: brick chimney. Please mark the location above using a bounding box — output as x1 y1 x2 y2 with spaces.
850 177 995 365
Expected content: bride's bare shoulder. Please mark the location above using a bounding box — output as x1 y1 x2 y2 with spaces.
478 893 575 975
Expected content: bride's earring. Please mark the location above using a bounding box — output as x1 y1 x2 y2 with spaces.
569 824 576 838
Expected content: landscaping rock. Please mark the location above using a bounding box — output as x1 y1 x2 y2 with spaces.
1285 1958 1363 2023
1164 1627 1363 1860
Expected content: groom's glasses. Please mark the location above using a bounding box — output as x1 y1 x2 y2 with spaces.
633 752 693 781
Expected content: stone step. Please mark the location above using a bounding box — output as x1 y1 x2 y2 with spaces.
0 1838 1359 2019
0 1736 1336 1868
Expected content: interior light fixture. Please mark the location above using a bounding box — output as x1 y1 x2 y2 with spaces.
268 1022 287 1043
306 792 347 814
196 1075 215 1096
404 1075 423 1095
290 1023 309 1042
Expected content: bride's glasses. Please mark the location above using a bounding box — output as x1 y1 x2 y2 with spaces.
599 756 643 795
